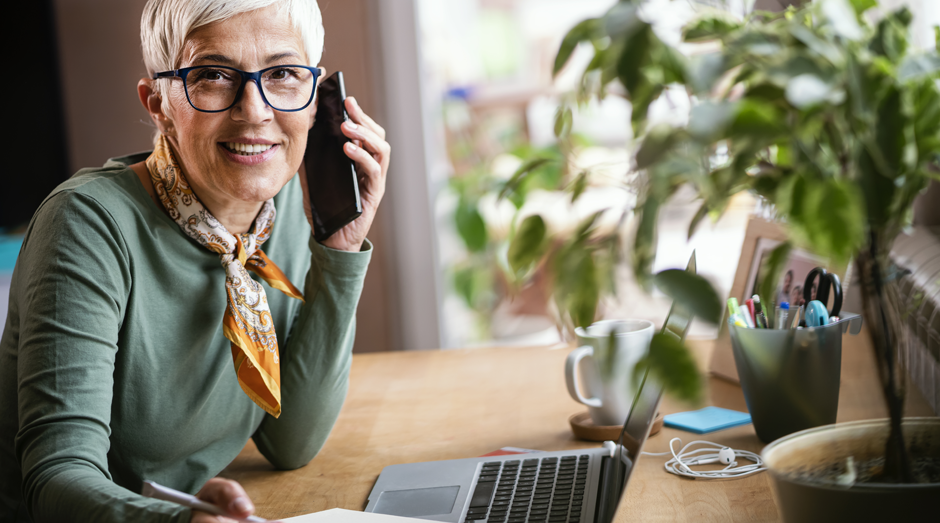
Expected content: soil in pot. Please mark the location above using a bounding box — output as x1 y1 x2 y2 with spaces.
794 455 940 485
762 418 940 523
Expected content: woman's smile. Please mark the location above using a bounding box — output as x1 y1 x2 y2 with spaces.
219 140 280 165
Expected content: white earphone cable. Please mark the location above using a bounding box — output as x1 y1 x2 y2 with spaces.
643 438 767 480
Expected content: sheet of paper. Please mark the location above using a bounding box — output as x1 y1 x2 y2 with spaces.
283 508 429 523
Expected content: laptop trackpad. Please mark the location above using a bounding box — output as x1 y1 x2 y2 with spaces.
374 486 460 517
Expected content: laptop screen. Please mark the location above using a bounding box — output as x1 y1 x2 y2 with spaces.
596 252 697 523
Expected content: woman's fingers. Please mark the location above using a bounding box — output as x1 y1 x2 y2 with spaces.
341 120 390 161
344 97 385 140
344 142 383 187
195 478 254 519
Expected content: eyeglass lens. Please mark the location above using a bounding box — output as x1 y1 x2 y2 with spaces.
184 66 315 111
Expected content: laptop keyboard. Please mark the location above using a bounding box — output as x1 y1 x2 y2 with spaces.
465 455 589 523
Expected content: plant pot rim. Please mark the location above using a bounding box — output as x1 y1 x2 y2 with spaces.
761 417 940 491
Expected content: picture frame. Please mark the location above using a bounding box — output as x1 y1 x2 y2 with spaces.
709 217 852 382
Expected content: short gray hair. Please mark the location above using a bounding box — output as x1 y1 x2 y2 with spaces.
141 0 324 106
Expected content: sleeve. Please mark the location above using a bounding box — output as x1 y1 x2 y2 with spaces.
15 192 190 523
252 236 372 470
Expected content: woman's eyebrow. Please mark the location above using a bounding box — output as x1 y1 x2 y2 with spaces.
192 53 234 65
188 51 302 67
267 51 302 63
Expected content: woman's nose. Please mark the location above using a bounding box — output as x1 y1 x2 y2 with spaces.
232 81 272 122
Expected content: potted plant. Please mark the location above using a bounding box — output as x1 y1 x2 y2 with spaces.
501 0 939 518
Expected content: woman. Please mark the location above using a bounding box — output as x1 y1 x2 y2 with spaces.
0 1 389 521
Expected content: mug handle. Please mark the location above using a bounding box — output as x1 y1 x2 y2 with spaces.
565 345 602 408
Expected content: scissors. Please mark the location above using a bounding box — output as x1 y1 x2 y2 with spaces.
803 267 842 326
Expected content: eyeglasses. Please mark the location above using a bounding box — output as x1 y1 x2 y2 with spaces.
153 65 322 113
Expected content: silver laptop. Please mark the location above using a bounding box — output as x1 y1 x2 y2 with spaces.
365 254 696 523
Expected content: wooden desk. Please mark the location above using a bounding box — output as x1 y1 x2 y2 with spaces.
220 331 935 521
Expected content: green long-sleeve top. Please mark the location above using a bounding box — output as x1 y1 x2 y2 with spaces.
0 152 372 522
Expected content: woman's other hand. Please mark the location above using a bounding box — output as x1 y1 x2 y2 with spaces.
314 96 390 252
190 478 278 523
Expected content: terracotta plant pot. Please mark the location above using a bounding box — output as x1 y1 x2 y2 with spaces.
762 417 940 522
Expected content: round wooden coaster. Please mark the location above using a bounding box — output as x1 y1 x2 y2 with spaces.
568 411 664 442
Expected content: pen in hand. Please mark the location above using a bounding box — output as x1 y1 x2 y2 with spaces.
142 480 268 522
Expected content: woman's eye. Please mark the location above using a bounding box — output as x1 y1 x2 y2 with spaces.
267 68 299 81
194 68 231 82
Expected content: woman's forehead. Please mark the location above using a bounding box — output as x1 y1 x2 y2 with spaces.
180 6 307 67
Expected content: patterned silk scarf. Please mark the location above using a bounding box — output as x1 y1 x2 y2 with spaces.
145 134 303 418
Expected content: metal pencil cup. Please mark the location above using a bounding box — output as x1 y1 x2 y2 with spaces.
729 314 863 443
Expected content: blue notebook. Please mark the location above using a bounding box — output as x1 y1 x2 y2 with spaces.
663 406 751 434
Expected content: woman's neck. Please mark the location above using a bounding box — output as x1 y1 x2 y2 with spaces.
131 161 261 235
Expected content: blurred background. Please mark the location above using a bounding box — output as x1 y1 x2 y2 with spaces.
1 0 937 350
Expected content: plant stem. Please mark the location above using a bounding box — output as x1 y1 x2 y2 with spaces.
855 231 912 482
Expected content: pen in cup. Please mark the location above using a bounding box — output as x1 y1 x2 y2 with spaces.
727 298 749 327
752 295 767 329
775 302 790 329
791 305 804 329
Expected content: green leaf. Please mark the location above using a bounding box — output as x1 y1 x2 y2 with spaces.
636 125 682 169
682 12 741 42
508 215 548 275
774 171 807 220
687 53 727 95
554 18 598 78
911 79 940 166
552 246 599 329
554 105 573 138
857 146 897 228
658 45 688 85
876 86 905 175
744 83 786 102
729 100 786 141
758 242 792 326
630 82 663 136
642 333 702 404
870 7 911 61
453 264 493 309
455 198 488 252
688 101 735 141
898 52 940 82
849 0 876 15
569 171 589 202
632 195 659 287
652 269 722 324
603 2 642 40
498 157 555 200
803 179 866 263
788 25 843 65
617 24 653 96
687 201 709 240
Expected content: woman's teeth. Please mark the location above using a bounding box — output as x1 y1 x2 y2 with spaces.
223 142 274 155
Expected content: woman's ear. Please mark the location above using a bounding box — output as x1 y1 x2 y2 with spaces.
138 78 175 137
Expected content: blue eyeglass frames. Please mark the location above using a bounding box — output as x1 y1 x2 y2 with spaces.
152 65 322 113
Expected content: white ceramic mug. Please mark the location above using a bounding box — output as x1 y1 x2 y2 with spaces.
565 319 654 426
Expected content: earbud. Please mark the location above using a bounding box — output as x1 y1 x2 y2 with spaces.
718 447 735 465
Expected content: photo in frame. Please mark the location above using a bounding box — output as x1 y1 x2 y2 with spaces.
709 217 852 383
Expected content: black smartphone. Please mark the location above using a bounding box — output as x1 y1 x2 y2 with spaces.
304 71 362 242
